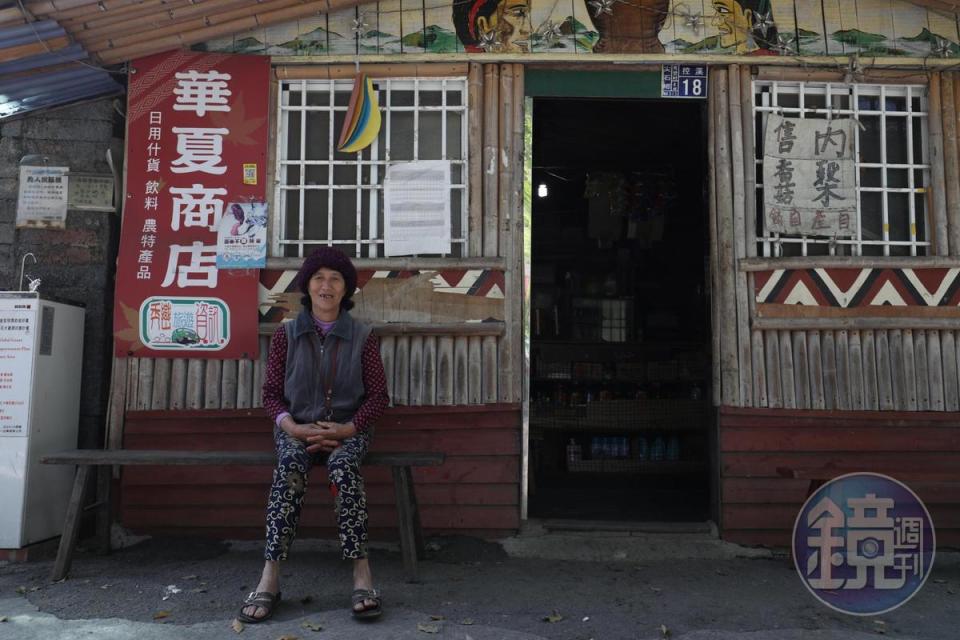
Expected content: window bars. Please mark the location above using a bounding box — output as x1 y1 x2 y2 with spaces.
276 77 469 258
754 81 931 257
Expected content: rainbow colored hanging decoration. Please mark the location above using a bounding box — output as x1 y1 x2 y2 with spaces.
337 73 381 154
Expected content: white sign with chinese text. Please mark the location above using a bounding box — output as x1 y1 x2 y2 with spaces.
0 297 36 437
68 174 115 211
763 115 858 237
384 160 452 257
16 166 69 228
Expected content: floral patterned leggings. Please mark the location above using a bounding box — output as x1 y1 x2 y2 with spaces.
264 425 370 561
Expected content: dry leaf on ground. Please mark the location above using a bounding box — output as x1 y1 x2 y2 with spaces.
429 614 445 620
276 635 300 640
543 611 564 623
301 621 323 632
660 623 671 637
460 618 474 625
153 611 171 620
417 622 441 633
231 619 244 633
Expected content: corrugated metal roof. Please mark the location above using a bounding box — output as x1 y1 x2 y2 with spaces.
0 9 123 120
1 18 63 45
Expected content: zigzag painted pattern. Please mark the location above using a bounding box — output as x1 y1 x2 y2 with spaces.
754 269 960 307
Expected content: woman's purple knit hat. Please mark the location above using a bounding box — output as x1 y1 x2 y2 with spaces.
297 246 358 310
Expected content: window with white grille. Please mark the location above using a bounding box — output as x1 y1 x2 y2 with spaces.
754 81 930 257
275 77 469 258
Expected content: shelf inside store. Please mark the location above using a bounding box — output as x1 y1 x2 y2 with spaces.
530 399 707 432
565 459 706 474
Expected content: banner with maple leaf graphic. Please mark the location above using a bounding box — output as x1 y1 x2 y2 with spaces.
114 51 268 359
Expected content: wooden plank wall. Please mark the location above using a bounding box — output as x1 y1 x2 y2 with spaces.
120 326 507 414
120 404 521 539
720 407 960 548
745 327 960 412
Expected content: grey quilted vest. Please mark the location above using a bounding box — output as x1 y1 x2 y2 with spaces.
282 309 373 426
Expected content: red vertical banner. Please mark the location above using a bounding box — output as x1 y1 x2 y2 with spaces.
113 51 269 359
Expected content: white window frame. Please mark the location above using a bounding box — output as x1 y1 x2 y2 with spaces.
753 80 931 257
274 76 469 258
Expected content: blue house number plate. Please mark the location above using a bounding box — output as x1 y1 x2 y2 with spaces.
661 64 708 99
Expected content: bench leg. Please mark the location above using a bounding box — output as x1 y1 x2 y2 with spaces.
51 465 92 582
95 465 112 555
403 466 426 557
391 466 419 583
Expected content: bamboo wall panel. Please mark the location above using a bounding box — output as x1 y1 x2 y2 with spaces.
170 359 187 410
750 330 960 411
150 359 170 411
454 336 469 405
124 333 507 411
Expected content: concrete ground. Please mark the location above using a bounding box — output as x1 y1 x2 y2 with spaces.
0 524 958 640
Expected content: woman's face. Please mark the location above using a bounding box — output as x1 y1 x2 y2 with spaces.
712 0 753 51
477 0 531 52
308 267 346 317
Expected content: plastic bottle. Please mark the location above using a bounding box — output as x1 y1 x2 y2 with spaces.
667 435 681 461
650 436 666 462
636 436 648 460
566 438 582 465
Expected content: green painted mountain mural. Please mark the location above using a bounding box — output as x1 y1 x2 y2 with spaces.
567 16 599 52
904 27 953 44
902 28 960 55
797 28 820 44
278 27 349 54
679 35 724 53
400 25 459 52
234 37 266 53
832 29 886 47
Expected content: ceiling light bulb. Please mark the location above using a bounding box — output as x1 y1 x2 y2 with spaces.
537 183 548 198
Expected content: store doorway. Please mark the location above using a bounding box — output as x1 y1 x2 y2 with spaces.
528 96 711 523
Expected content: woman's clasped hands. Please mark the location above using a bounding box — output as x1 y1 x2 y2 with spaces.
303 421 357 454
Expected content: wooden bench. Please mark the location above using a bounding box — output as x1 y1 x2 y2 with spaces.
41 449 444 583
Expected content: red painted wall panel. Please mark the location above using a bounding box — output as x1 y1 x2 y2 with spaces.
719 407 960 550
119 404 522 540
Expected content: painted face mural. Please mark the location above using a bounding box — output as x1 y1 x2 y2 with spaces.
453 0 532 52
712 0 753 50
711 0 776 53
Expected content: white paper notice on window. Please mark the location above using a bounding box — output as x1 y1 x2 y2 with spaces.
384 160 451 257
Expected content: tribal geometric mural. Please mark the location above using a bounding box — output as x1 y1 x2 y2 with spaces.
259 268 506 322
754 268 960 307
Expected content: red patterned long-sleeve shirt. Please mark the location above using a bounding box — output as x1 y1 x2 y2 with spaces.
262 320 389 434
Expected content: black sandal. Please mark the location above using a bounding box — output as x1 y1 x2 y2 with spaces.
351 588 382 619
237 591 281 624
